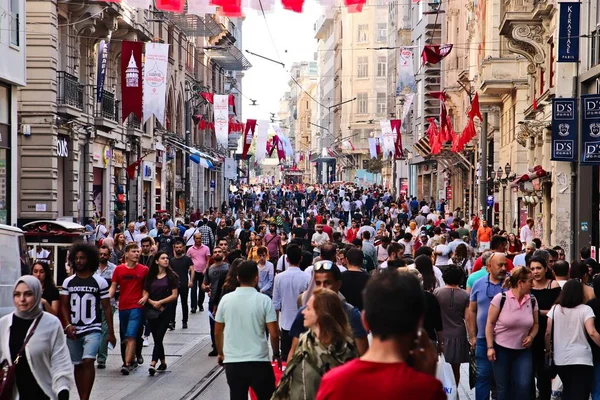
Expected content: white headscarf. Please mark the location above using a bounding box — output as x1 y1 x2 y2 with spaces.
13 275 43 320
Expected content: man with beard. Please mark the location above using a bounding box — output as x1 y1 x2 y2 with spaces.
169 240 194 329
202 247 229 356
109 243 149 375
61 243 115 400
156 225 175 258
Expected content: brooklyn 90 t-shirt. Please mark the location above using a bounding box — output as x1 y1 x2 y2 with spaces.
60 274 109 336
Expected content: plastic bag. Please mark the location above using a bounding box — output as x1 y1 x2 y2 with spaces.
550 376 563 400
435 354 457 400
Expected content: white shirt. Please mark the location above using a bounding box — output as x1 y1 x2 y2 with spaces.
520 224 535 244
342 200 350 212
96 224 108 240
311 232 329 253
124 230 136 244
420 205 430 214
29 248 50 260
513 253 527 267
548 304 596 366
134 221 145 232
272 266 310 331
399 239 413 256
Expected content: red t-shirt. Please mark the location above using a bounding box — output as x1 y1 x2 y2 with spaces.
322 225 333 241
112 263 149 310
316 359 446 400
472 256 514 273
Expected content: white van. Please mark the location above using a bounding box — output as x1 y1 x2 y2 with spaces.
0 224 31 318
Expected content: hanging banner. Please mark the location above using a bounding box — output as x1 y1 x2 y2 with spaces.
255 120 269 163
551 98 577 161
380 120 395 159
224 157 237 179
368 137 377 159
156 0 185 12
214 94 230 149
143 43 169 125
401 93 414 121
274 135 286 162
391 119 404 159
121 41 143 122
125 0 152 8
272 125 294 157
96 37 111 103
557 2 580 62
242 119 256 159
581 94 600 164
396 48 417 96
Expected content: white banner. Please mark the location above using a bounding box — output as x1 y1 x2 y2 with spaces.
380 120 396 159
188 0 217 14
143 43 169 125
255 120 269 163
396 48 417 95
272 125 294 157
368 137 378 159
214 94 229 149
402 93 415 121
224 157 237 179
124 0 152 8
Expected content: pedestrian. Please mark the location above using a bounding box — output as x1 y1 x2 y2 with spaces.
95 245 117 369
477 220 493 252
60 244 115 400
143 251 179 376
169 239 194 330
272 288 358 400
31 261 60 317
111 233 127 264
547 279 600 399
202 246 230 357
340 249 370 311
434 264 470 386
187 232 211 313
215 260 281 400
109 243 149 375
0 276 75 400
273 244 310 361
315 271 445 399
469 252 508 400
485 266 538 400
256 246 274 297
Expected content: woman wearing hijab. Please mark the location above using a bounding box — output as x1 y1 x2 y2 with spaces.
0 276 74 400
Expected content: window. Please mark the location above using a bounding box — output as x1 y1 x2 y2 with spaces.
357 93 368 114
377 56 386 77
357 56 368 78
377 23 387 43
592 30 600 67
376 92 386 115
357 24 368 43
9 0 19 46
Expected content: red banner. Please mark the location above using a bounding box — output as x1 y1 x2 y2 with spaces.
156 0 184 12
391 119 403 159
274 135 286 162
242 119 256 159
121 41 143 123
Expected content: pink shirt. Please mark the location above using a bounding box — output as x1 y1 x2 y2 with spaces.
186 244 210 273
490 290 538 349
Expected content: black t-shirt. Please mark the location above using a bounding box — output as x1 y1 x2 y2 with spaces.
292 227 307 239
340 270 370 311
423 291 443 342
531 286 561 353
588 297 600 360
217 227 229 240
42 285 60 309
170 256 194 286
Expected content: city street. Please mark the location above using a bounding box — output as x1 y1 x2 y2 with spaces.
75 299 475 400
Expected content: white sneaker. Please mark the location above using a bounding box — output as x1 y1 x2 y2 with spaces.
143 336 149 347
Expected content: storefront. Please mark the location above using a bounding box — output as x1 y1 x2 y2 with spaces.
142 161 154 217
112 149 127 223
92 143 111 220
155 148 164 213
56 135 70 217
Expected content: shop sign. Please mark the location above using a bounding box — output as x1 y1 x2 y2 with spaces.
156 150 163 167
102 145 111 167
210 179 216 192
551 98 577 161
112 150 126 167
581 94 600 164
142 162 153 181
557 2 580 62
445 185 453 200
57 138 69 158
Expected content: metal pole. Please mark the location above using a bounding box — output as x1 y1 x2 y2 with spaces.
185 100 191 218
479 112 488 223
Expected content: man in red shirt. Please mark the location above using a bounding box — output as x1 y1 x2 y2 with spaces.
470 214 480 247
316 271 446 400
477 220 493 252
109 243 149 375
471 235 515 273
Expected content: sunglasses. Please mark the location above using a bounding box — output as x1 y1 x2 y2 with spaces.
314 260 335 271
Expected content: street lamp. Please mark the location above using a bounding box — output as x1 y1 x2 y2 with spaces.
505 163 512 177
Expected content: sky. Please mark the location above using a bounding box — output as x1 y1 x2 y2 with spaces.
240 2 323 122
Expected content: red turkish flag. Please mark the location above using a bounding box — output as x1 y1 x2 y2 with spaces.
426 91 447 102
468 92 484 121
211 0 243 16
425 118 439 143
156 0 184 12
200 92 214 104
282 0 305 12
242 120 256 159
421 44 453 65
345 0 366 12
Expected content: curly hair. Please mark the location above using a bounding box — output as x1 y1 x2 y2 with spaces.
68 243 100 273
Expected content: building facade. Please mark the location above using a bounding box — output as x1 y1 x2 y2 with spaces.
19 1 248 227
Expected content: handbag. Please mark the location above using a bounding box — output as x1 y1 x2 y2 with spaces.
144 304 163 321
545 306 558 379
0 315 42 400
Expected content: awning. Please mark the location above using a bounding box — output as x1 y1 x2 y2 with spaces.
206 44 252 71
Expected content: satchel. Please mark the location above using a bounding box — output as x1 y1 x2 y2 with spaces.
0 315 42 400
545 307 558 379
144 304 163 321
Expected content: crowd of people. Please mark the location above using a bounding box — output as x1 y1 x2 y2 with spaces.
3 183 600 400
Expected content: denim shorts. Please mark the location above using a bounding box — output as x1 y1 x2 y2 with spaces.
119 308 144 339
67 331 102 365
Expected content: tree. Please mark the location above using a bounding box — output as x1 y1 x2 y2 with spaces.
365 157 383 174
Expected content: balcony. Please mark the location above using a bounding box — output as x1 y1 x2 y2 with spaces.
94 89 119 131
126 114 144 136
480 57 529 95
57 71 83 119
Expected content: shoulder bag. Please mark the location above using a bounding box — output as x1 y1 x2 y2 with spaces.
0 314 43 400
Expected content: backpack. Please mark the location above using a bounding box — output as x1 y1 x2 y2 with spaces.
499 292 537 312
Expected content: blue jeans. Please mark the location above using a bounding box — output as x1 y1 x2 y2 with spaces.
475 338 494 400
592 362 600 400
492 343 532 400
97 304 116 364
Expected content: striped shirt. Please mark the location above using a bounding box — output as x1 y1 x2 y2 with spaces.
60 274 109 336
